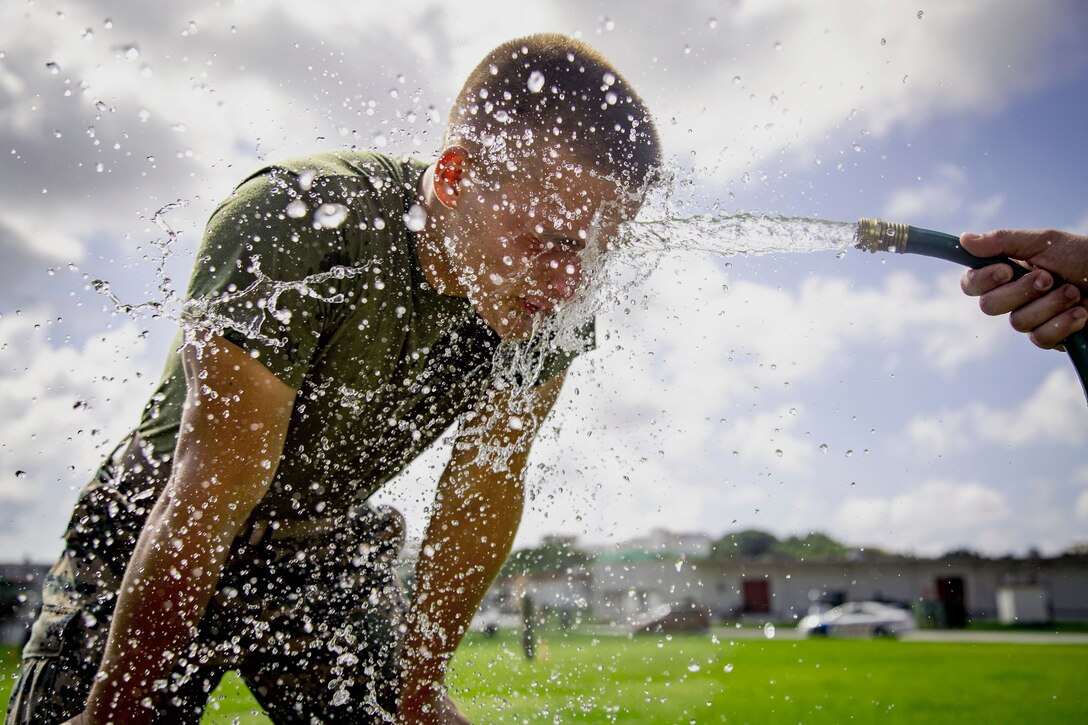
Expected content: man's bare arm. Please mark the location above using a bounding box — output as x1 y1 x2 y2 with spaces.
75 334 296 724
397 372 567 723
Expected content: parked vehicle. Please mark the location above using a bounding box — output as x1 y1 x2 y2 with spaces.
797 601 916 637
632 602 712 634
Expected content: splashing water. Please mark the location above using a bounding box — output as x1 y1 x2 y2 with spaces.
621 211 854 258
92 176 855 474
463 176 854 469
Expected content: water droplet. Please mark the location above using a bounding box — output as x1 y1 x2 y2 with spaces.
845 449 854 457
121 44 140 60
527 70 545 93
285 199 307 219
82 27 94 41
723 663 734 673
372 132 387 148
137 108 151 122
707 17 718 29
835 250 847 259
774 41 783 51
774 449 783 457
103 18 113 29
297 169 317 190
732 75 741 85
45 61 61 74
917 10 925 19
880 37 887 46
852 143 862 152
508 416 524 431
404 203 427 232
313 203 349 229
95 162 104 173
819 443 829 454
763 623 776 639
15 470 27 479
602 16 615 31
687 662 701 673
602 72 616 87
604 91 618 105
902 74 909 84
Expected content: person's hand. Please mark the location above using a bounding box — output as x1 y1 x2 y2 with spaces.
960 228 1088 349
397 689 470 724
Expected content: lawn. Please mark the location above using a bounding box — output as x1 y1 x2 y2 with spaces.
3 631 1086 723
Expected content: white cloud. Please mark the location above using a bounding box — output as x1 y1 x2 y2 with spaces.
609 0 1084 183
905 368 1088 454
884 165 968 220
1077 490 1088 522
834 479 1012 556
0 310 153 557
883 164 1006 230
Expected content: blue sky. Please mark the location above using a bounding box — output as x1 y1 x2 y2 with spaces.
2 0 1087 561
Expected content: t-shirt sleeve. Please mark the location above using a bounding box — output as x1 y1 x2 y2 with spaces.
182 170 356 388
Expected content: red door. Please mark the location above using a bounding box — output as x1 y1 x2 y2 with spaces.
742 579 771 614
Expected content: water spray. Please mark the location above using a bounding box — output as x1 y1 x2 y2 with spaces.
855 218 1088 404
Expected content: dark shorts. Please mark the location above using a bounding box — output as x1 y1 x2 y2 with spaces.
5 437 408 725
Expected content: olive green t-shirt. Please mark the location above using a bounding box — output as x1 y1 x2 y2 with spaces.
134 151 590 521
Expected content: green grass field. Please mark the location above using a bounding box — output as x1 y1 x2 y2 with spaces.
3 631 1086 723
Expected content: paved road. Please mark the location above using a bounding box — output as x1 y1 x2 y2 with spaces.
591 625 1088 644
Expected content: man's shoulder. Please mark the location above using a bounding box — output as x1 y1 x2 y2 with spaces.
233 150 426 196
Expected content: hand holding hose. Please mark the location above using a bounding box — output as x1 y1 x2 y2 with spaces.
959 229 1088 350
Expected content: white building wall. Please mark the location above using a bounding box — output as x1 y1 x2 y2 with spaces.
590 556 1088 623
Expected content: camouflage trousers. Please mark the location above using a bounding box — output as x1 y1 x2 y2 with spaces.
5 438 408 725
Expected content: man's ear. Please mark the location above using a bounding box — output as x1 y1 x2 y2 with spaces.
434 146 470 209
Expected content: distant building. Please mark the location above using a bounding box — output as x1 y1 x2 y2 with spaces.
591 551 1088 625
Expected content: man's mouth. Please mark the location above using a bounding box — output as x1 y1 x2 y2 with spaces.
519 297 555 316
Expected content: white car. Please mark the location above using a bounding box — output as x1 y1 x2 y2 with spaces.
797 601 916 638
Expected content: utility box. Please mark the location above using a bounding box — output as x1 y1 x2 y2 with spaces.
996 584 1050 624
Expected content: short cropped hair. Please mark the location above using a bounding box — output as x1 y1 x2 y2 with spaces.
446 33 661 187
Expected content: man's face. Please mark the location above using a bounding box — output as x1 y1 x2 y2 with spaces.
445 151 638 340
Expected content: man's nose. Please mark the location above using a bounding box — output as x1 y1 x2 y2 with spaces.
538 252 583 300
